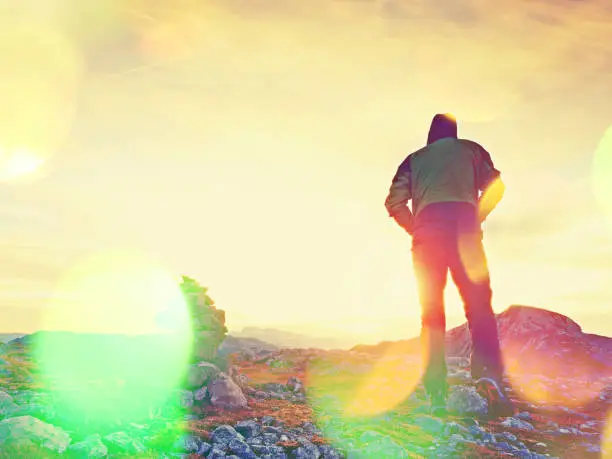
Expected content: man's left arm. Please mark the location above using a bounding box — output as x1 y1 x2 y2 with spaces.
385 157 414 235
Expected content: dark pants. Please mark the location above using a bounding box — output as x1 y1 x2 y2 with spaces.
411 202 504 396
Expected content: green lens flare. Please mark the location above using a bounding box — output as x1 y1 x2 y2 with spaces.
31 250 193 440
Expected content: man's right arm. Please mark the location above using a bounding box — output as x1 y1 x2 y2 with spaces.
476 145 505 223
385 156 415 234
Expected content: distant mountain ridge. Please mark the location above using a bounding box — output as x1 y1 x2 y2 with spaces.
232 326 354 350
0 333 25 343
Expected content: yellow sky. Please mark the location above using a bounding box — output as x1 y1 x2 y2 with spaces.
0 0 611 344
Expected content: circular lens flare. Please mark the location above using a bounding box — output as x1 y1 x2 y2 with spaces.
32 249 193 438
0 21 81 180
503 346 608 408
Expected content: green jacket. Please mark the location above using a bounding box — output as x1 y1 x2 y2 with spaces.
385 138 501 220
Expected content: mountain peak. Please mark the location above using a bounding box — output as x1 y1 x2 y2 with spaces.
497 305 582 336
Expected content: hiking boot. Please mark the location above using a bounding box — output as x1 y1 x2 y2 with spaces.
475 377 514 418
427 387 448 416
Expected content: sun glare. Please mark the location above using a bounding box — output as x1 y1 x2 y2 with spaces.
0 148 45 181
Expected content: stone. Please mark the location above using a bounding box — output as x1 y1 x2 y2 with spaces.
103 431 146 454
229 437 258 458
209 373 248 410
173 433 202 453
0 415 71 453
235 420 261 439
67 434 108 458
211 425 244 446
0 391 18 418
447 386 488 416
500 417 536 432
185 362 221 389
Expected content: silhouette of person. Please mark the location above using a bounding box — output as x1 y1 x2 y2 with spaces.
385 113 511 415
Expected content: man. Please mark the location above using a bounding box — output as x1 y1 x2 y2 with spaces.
385 113 512 416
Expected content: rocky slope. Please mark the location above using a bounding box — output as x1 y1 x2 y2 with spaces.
0 294 611 458
353 305 612 377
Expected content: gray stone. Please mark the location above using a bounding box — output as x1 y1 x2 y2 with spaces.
209 373 248 410
0 415 71 453
500 417 536 431
67 434 108 458
104 431 146 454
447 386 488 416
212 424 244 446
198 441 212 455
185 362 221 389
0 391 18 418
229 437 258 458
235 420 262 439
173 433 202 453
208 446 228 458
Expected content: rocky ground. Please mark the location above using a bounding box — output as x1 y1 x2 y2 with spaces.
0 340 611 458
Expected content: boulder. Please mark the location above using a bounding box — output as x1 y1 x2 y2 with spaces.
209 373 248 410
67 434 108 458
0 415 71 453
447 386 488 416
185 362 221 389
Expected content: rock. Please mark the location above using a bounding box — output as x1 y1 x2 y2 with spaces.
194 386 208 402
198 441 212 456
208 446 228 458
294 438 321 459
173 433 202 453
443 422 470 437
263 382 287 393
180 276 227 362
262 415 282 427
211 425 244 446
288 376 306 394
0 391 18 418
446 356 470 367
251 444 287 456
209 373 248 409
497 432 518 444
264 426 284 436
229 437 258 458
235 420 262 439
516 411 532 421
104 431 146 454
0 415 71 453
185 362 221 389
467 424 486 439
175 389 195 409
318 444 342 459
301 422 320 435
67 434 108 458
491 441 516 455
261 432 280 445
532 442 548 453
500 417 536 431
447 386 488 415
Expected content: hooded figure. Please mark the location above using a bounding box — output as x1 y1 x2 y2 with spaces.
384 113 512 417
427 113 458 145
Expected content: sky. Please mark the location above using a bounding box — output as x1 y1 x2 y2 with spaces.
0 0 611 345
